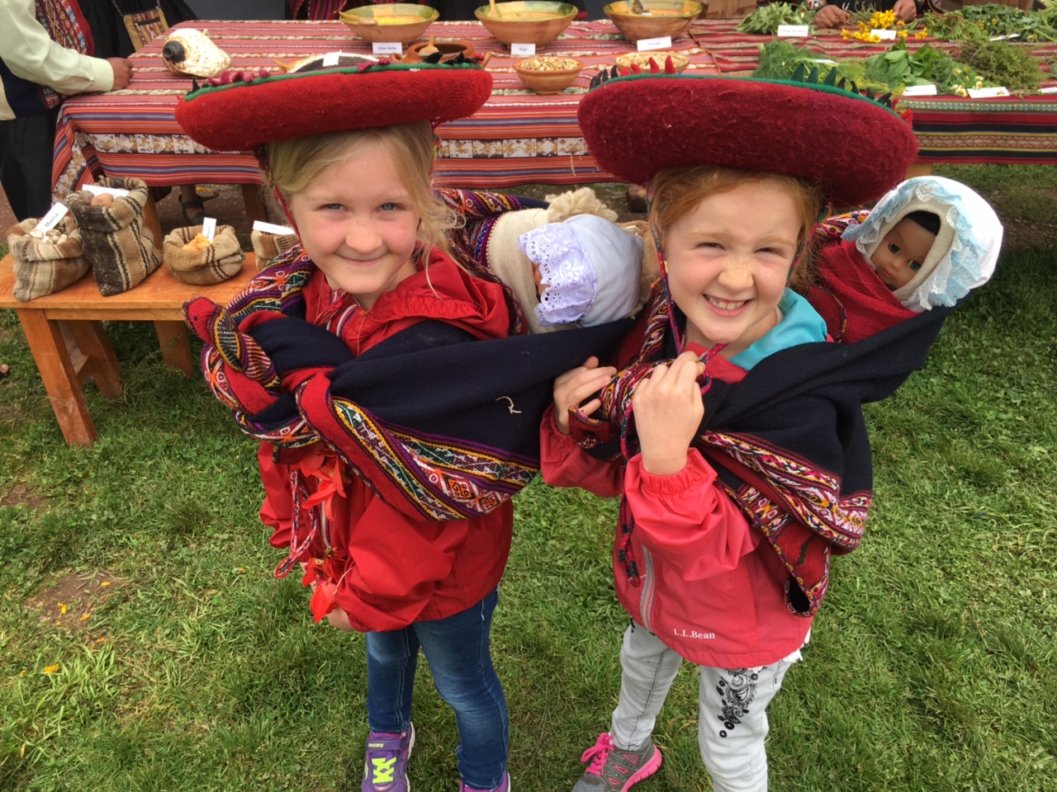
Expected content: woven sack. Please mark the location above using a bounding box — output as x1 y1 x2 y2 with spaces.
7 216 90 302
66 177 160 296
250 228 299 270
163 224 245 285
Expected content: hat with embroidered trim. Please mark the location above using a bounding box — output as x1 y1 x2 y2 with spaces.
174 54 491 151
577 71 918 208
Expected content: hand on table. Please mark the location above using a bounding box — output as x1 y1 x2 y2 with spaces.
107 57 132 90
893 0 918 22
813 4 851 28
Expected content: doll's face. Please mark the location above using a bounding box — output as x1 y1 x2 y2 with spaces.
871 218 936 290
532 262 545 297
663 179 801 357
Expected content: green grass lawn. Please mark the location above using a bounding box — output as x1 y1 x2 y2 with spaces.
1 165 1055 791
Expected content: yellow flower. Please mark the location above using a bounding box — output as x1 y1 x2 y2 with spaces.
58 602 68 615
42 663 61 674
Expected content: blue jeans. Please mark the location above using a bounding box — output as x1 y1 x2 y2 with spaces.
365 589 508 789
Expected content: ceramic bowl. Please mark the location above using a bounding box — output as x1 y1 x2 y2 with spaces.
474 1 578 47
513 55 583 93
603 0 703 43
614 50 690 73
339 3 440 45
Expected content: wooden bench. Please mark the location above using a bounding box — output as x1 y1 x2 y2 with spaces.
0 252 257 446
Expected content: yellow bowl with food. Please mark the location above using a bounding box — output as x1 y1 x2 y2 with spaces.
513 55 583 93
603 0 703 43
340 3 440 45
474 1 577 47
614 50 690 73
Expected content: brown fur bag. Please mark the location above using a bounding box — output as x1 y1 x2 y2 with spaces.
7 216 90 302
164 225 245 285
66 177 160 296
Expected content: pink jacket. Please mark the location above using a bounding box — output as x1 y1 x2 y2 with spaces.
540 358 812 668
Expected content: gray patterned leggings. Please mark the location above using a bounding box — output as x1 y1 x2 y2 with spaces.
609 622 805 792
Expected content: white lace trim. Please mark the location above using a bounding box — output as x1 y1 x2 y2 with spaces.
519 223 598 326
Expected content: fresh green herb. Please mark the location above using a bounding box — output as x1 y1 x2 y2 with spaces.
923 4 1057 42
737 2 815 35
958 37 1045 91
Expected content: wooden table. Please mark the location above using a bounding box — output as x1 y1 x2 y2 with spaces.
50 17 1057 199
0 254 256 446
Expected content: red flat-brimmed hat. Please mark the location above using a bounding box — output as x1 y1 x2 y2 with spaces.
175 55 492 151
578 72 918 208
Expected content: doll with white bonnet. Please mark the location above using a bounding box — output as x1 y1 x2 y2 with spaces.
810 175 1003 343
483 187 657 333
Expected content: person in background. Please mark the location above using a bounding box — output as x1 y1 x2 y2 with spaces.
285 0 345 19
799 0 939 29
98 0 214 223
0 0 131 221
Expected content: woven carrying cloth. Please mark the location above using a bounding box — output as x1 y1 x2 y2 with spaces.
577 73 918 208
183 251 630 523
572 282 951 615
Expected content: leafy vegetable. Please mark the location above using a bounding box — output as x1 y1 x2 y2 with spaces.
737 2 815 35
958 37 1045 91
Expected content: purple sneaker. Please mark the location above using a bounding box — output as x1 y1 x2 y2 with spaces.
362 723 415 792
458 773 510 792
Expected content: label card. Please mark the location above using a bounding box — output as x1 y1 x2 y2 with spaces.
252 220 296 235
82 184 130 197
201 216 217 241
967 86 1010 98
902 83 938 96
322 51 341 66
871 28 897 40
510 42 536 56
372 42 403 55
777 24 809 37
1039 86 1057 94
35 202 69 234
636 36 673 51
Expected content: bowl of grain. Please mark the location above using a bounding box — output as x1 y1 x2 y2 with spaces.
513 55 583 93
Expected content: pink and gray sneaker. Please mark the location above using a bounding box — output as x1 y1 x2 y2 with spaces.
362 723 415 792
571 732 662 791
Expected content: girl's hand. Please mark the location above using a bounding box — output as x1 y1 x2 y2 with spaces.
631 351 705 475
552 356 617 435
326 607 355 631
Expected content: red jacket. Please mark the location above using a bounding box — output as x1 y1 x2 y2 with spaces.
540 355 812 669
259 250 514 632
